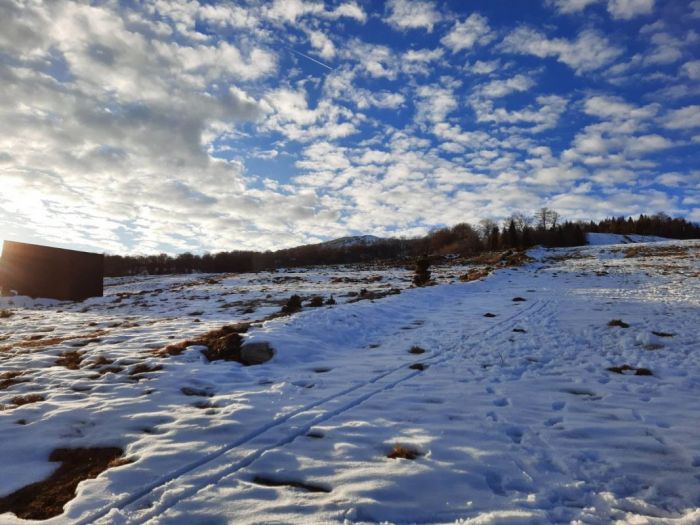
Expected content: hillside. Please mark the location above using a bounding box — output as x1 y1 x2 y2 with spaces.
0 240 698 523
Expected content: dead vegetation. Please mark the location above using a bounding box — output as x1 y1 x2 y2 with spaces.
0 329 109 353
409 363 427 371
8 393 44 407
512 297 527 302
652 331 674 337
387 444 423 460
347 288 401 303
623 245 690 258
0 309 14 318
55 350 83 370
154 323 274 366
0 371 27 390
409 346 426 354
607 365 653 376
608 319 630 328
0 447 129 520
459 268 491 282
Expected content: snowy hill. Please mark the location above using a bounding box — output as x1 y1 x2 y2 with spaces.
0 240 699 523
587 232 669 245
317 234 386 248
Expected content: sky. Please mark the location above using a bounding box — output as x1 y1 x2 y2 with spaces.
0 0 699 255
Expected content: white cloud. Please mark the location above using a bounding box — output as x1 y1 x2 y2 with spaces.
501 27 623 74
547 0 655 19
607 0 655 19
547 0 600 14
681 60 700 80
307 29 336 59
440 14 494 53
663 105 700 129
474 74 536 98
386 0 441 32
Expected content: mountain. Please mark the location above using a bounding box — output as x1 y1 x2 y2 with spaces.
317 235 387 248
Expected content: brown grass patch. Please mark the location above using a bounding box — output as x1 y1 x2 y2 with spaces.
0 371 27 390
0 309 14 318
128 363 163 376
608 319 630 328
9 394 44 407
0 329 109 353
0 447 129 520
624 245 690 258
55 350 83 370
459 268 491 282
154 323 250 357
387 444 423 460
409 346 426 354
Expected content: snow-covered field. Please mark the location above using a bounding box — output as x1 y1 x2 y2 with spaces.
1 239 699 524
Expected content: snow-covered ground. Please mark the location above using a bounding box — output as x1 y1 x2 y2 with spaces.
586 233 669 245
0 240 699 524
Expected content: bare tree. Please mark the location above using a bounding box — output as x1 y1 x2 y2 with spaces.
534 207 560 230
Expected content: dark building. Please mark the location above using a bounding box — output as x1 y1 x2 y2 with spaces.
0 241 104 301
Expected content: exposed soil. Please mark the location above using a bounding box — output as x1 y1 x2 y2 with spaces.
251 475 331 493
409 346 426 354
512 297 527 302
0 447 129 520
409 363 427 371
483 313 497 317
608 319 630 328
607 364 653 376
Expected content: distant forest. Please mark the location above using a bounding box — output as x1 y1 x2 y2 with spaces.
104 211 700 277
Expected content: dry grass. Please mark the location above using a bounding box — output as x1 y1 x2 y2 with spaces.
624 245 690 258
0 309 14 319
409 346 426 354
459 268 490 282
9 394 44 407
0 447 129 520
0 329 109 353
608 319 630 328
55 350 83 370
387 444 423 460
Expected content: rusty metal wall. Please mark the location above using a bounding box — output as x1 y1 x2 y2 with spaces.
0 241 103 301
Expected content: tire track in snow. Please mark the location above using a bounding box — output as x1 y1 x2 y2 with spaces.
82 297 550 524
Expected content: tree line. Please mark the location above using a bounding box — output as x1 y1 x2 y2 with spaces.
104 211 700 277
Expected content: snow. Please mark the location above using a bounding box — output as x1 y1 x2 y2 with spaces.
318 235 386 248
586 233 669 245
1 240 699 524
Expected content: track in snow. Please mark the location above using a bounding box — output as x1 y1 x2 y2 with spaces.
80 298 549 524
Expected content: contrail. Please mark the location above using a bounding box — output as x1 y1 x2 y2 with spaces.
288 47 334 71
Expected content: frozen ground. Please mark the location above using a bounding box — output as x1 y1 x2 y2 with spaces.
0 239 699 524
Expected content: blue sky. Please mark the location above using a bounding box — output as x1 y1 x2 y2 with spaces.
0 0 698 254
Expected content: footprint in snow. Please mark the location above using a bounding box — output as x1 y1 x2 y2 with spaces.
493 397 509 407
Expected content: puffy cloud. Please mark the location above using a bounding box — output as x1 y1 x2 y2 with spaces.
441 14 494 53
501 27 623 74
607 0 655 19
474 74 536 98
385 0 441 32
662 105 700 129
547 0 655 19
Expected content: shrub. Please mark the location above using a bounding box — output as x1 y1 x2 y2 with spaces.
281 295 302 314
